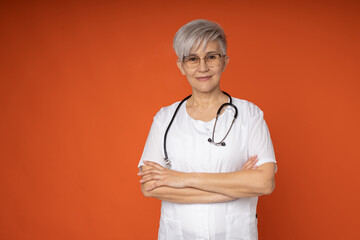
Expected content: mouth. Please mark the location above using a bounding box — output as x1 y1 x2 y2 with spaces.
196 76 212 81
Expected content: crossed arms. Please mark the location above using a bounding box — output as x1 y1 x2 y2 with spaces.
138 156 276 204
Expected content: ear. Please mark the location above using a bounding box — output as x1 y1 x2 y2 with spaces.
176 59 186 75
222 55 229 72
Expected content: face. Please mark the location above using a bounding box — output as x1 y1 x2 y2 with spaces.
177 40 229 94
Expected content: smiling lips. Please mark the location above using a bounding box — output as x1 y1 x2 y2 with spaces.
196 76 212 81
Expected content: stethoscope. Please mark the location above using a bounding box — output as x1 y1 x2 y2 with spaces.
163 91 238 169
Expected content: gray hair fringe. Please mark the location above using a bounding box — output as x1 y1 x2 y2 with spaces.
173 19 227 61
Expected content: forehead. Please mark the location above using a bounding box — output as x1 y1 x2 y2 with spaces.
189 41 220 55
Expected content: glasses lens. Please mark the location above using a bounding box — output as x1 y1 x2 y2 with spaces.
205 54 221 67
183 56 200 68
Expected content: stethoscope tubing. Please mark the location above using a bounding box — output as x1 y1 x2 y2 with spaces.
163 94 191 165
163 91 238 168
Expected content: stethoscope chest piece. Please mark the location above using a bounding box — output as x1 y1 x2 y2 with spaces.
164 158 172 169
208 138 226 146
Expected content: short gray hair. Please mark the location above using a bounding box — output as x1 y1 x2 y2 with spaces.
173 19 227 61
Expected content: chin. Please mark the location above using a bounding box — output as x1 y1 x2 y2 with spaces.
188 77 221 94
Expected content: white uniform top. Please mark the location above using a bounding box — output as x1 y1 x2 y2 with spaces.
138 97 277 240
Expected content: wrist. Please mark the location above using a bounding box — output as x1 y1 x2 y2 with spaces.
184 172 198 188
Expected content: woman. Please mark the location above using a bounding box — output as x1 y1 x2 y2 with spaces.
138 19 277 240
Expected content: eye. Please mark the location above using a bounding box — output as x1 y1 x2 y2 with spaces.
188 57 199 62
207 54 220 60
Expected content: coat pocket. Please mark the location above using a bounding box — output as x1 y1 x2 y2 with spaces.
226 213 258 240
158 217 184 240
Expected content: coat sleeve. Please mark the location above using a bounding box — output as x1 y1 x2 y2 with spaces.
247 104 277 171
138 110 166 169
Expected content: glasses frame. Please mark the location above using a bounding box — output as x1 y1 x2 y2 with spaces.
182 53 224 69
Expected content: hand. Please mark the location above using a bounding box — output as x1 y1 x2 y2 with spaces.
241 155 259 170
138 161 188 191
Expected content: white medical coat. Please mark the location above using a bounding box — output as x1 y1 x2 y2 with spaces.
138 97 277 240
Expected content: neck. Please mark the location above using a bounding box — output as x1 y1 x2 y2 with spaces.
188 89 227 109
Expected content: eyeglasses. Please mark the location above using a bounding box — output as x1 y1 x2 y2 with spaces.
182 53 223 69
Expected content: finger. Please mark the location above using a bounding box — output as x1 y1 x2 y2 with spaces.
138 169 162 176
245 155 257 164
146 181 164 191
249 155 258 161
146 184 156 191
242 157 253 167
140 172 162 182
144 161 164 170
140 174 161 184
242 156 256 168
247 159 259 169
248 155 258 164
138 165 156 175
138 170 151 176
242 156 259 170
140 175 154 184
249 157 259 166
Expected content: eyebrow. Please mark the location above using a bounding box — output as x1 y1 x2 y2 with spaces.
187 51 220 57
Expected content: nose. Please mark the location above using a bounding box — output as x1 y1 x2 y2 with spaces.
197 58 209 72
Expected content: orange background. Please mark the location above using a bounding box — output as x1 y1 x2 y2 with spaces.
1 0 359 239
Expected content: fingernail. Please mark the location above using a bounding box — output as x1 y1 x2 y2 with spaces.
139 179 143 183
